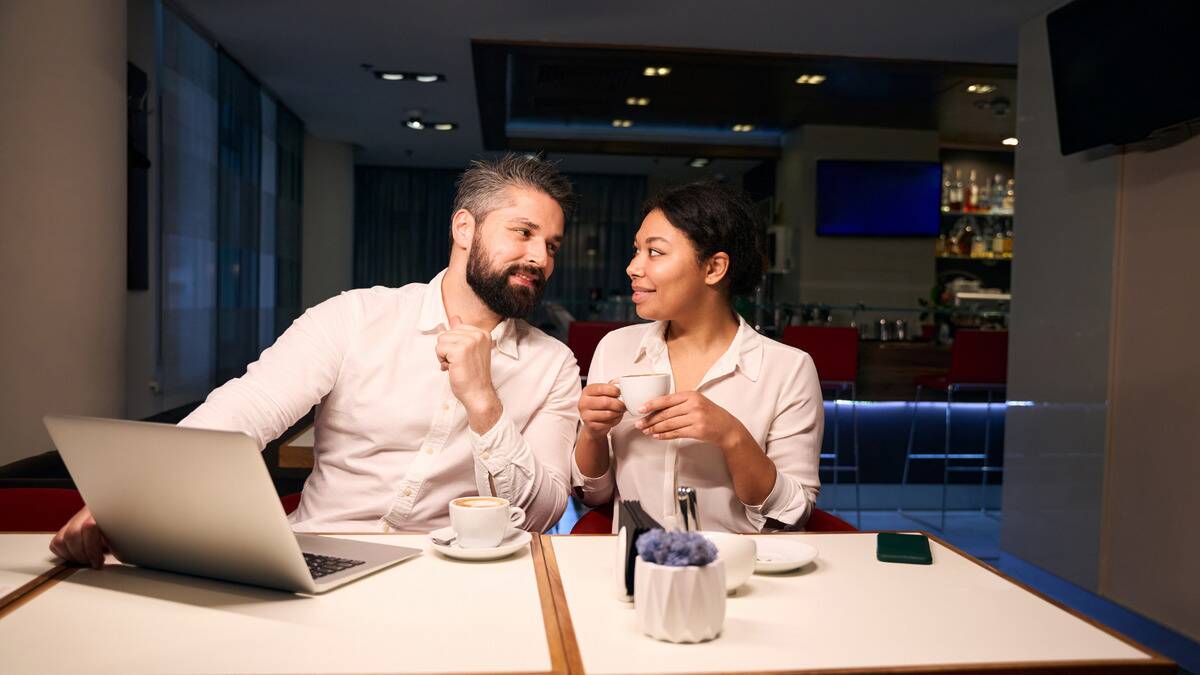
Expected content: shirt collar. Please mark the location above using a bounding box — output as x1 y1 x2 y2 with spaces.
417 268 520 361
634 313 763 383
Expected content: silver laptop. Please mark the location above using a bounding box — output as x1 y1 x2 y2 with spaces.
43 414 421 594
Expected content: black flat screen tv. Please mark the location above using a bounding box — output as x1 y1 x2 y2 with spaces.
815 160 940 237
1047 0 1200 155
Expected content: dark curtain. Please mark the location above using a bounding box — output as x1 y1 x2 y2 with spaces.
352 168 647 313
353 166 460 288
216 52 262 384
542 173 646 313
275 106 304 336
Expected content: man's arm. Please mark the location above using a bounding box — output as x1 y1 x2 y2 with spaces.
51 292 358 566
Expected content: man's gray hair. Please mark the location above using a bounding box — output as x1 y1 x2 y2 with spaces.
453 153 576 224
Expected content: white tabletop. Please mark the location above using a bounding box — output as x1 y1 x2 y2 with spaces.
0 533 59 601
0 533 559 674
544 533 1161 674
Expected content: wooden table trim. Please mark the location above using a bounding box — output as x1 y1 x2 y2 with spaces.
539 532 1176 675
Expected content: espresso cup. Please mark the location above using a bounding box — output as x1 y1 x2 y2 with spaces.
448 496 526 549
618 373 671 417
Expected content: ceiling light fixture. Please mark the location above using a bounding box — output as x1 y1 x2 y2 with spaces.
1002 137 1018 146
433 123 457 131
612 119 633 128
732 123 755 132
406 117 425 130
375 71 446 83
625 97 650 106
643 66 671 77
795 74 826 85
967 83 997 94
688 158 710 168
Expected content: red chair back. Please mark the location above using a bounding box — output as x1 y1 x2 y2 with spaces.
567 321 631 375
947 330 1008 385
280 492 302 515
0 488 85 531
780 326 859 383
567 504 856 534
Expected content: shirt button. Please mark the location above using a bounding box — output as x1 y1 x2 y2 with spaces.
481 451 491 460
424 446 434 454
403 487 413 497
442 403 450 412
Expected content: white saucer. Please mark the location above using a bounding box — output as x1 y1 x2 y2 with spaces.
429 527 531 561
754 539 819 573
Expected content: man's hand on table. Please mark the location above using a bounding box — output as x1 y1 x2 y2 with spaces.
50 506 110 569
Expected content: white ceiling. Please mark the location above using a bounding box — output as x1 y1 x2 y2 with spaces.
171 0 1064 170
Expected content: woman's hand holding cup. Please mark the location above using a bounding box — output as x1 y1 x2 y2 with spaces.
578 380 626 440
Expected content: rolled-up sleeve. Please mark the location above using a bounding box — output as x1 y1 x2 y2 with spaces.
570 337 616 506
178 292 357 447
743 352 823 531
469 351 581 532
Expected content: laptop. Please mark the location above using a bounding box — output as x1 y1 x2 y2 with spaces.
43 414 421 594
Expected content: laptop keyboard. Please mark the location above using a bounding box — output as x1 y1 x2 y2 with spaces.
303 552 366 580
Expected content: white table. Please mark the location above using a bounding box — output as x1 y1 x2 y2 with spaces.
0 533 565 674
0 533 65 615
541 533 1172 674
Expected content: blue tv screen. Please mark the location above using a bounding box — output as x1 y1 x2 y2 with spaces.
816 160 941 237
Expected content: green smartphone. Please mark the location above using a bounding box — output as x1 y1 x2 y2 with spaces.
876 533 933 565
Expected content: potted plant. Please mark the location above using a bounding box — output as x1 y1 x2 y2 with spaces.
633 529 726 643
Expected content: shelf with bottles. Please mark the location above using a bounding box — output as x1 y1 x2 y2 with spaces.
937 214 1014 260
941 164 1015 215
940 208 1014 217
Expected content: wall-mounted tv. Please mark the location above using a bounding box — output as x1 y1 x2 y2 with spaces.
1047 0 1200 155
816 160 940 237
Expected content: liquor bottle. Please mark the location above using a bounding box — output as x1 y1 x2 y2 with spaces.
1003 219 1014 258
971 221 988 259
978 176 992 212
941 164 952 212
965 170 979 212
1002 178 1015 212
949 170 964 212
935 231 947 257
992 173 1005 211
947 218 965 257
960 218 975 257
991 222 1006 257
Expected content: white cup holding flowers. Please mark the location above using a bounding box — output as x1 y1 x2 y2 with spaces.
633 529 726 643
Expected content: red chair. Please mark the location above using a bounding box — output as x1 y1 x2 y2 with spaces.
280 492 302 515
902 330 1008 531
567 321 632 380
568 503 857 534
0 488 85 531
780 326 861 526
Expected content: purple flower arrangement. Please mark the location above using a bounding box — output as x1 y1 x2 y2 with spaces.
636 528 718 567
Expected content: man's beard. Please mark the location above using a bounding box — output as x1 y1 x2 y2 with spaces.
465 239 546 319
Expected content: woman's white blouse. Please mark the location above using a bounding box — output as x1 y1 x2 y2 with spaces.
571 317 823 532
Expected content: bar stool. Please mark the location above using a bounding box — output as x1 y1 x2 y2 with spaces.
901 330 1007 531
566 321 632 384
781 326 861 527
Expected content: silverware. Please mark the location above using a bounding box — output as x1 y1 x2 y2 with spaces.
676 486 701 532
431 533 457 546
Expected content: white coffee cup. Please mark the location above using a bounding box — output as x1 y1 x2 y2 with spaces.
618 373 671 417
448 496 526 548
699 531 757 594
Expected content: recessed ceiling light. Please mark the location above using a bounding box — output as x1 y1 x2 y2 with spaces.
795 74 826 85
375 71 445 83
643 66 671 77
379 72 405 81
612 119 633 128
415 74 442 83
732 123 755 132
1002 137 1018 146
967 83 997 94
406 118 425 130
688 158 710 168
433 123 457 131
624 97 650 106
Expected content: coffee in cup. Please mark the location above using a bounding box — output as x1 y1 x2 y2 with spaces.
618 373 671 417
449 496 526 548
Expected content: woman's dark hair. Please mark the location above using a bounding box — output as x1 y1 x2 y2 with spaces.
641 181 766 296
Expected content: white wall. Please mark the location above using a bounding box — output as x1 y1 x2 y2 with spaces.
301 136 354 310
774 125 939 316
1002 9 1200 641
0 0 128 465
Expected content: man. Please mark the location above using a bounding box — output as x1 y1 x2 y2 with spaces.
52 154 581 568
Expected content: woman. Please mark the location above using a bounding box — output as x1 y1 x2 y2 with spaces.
572 182 823 533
